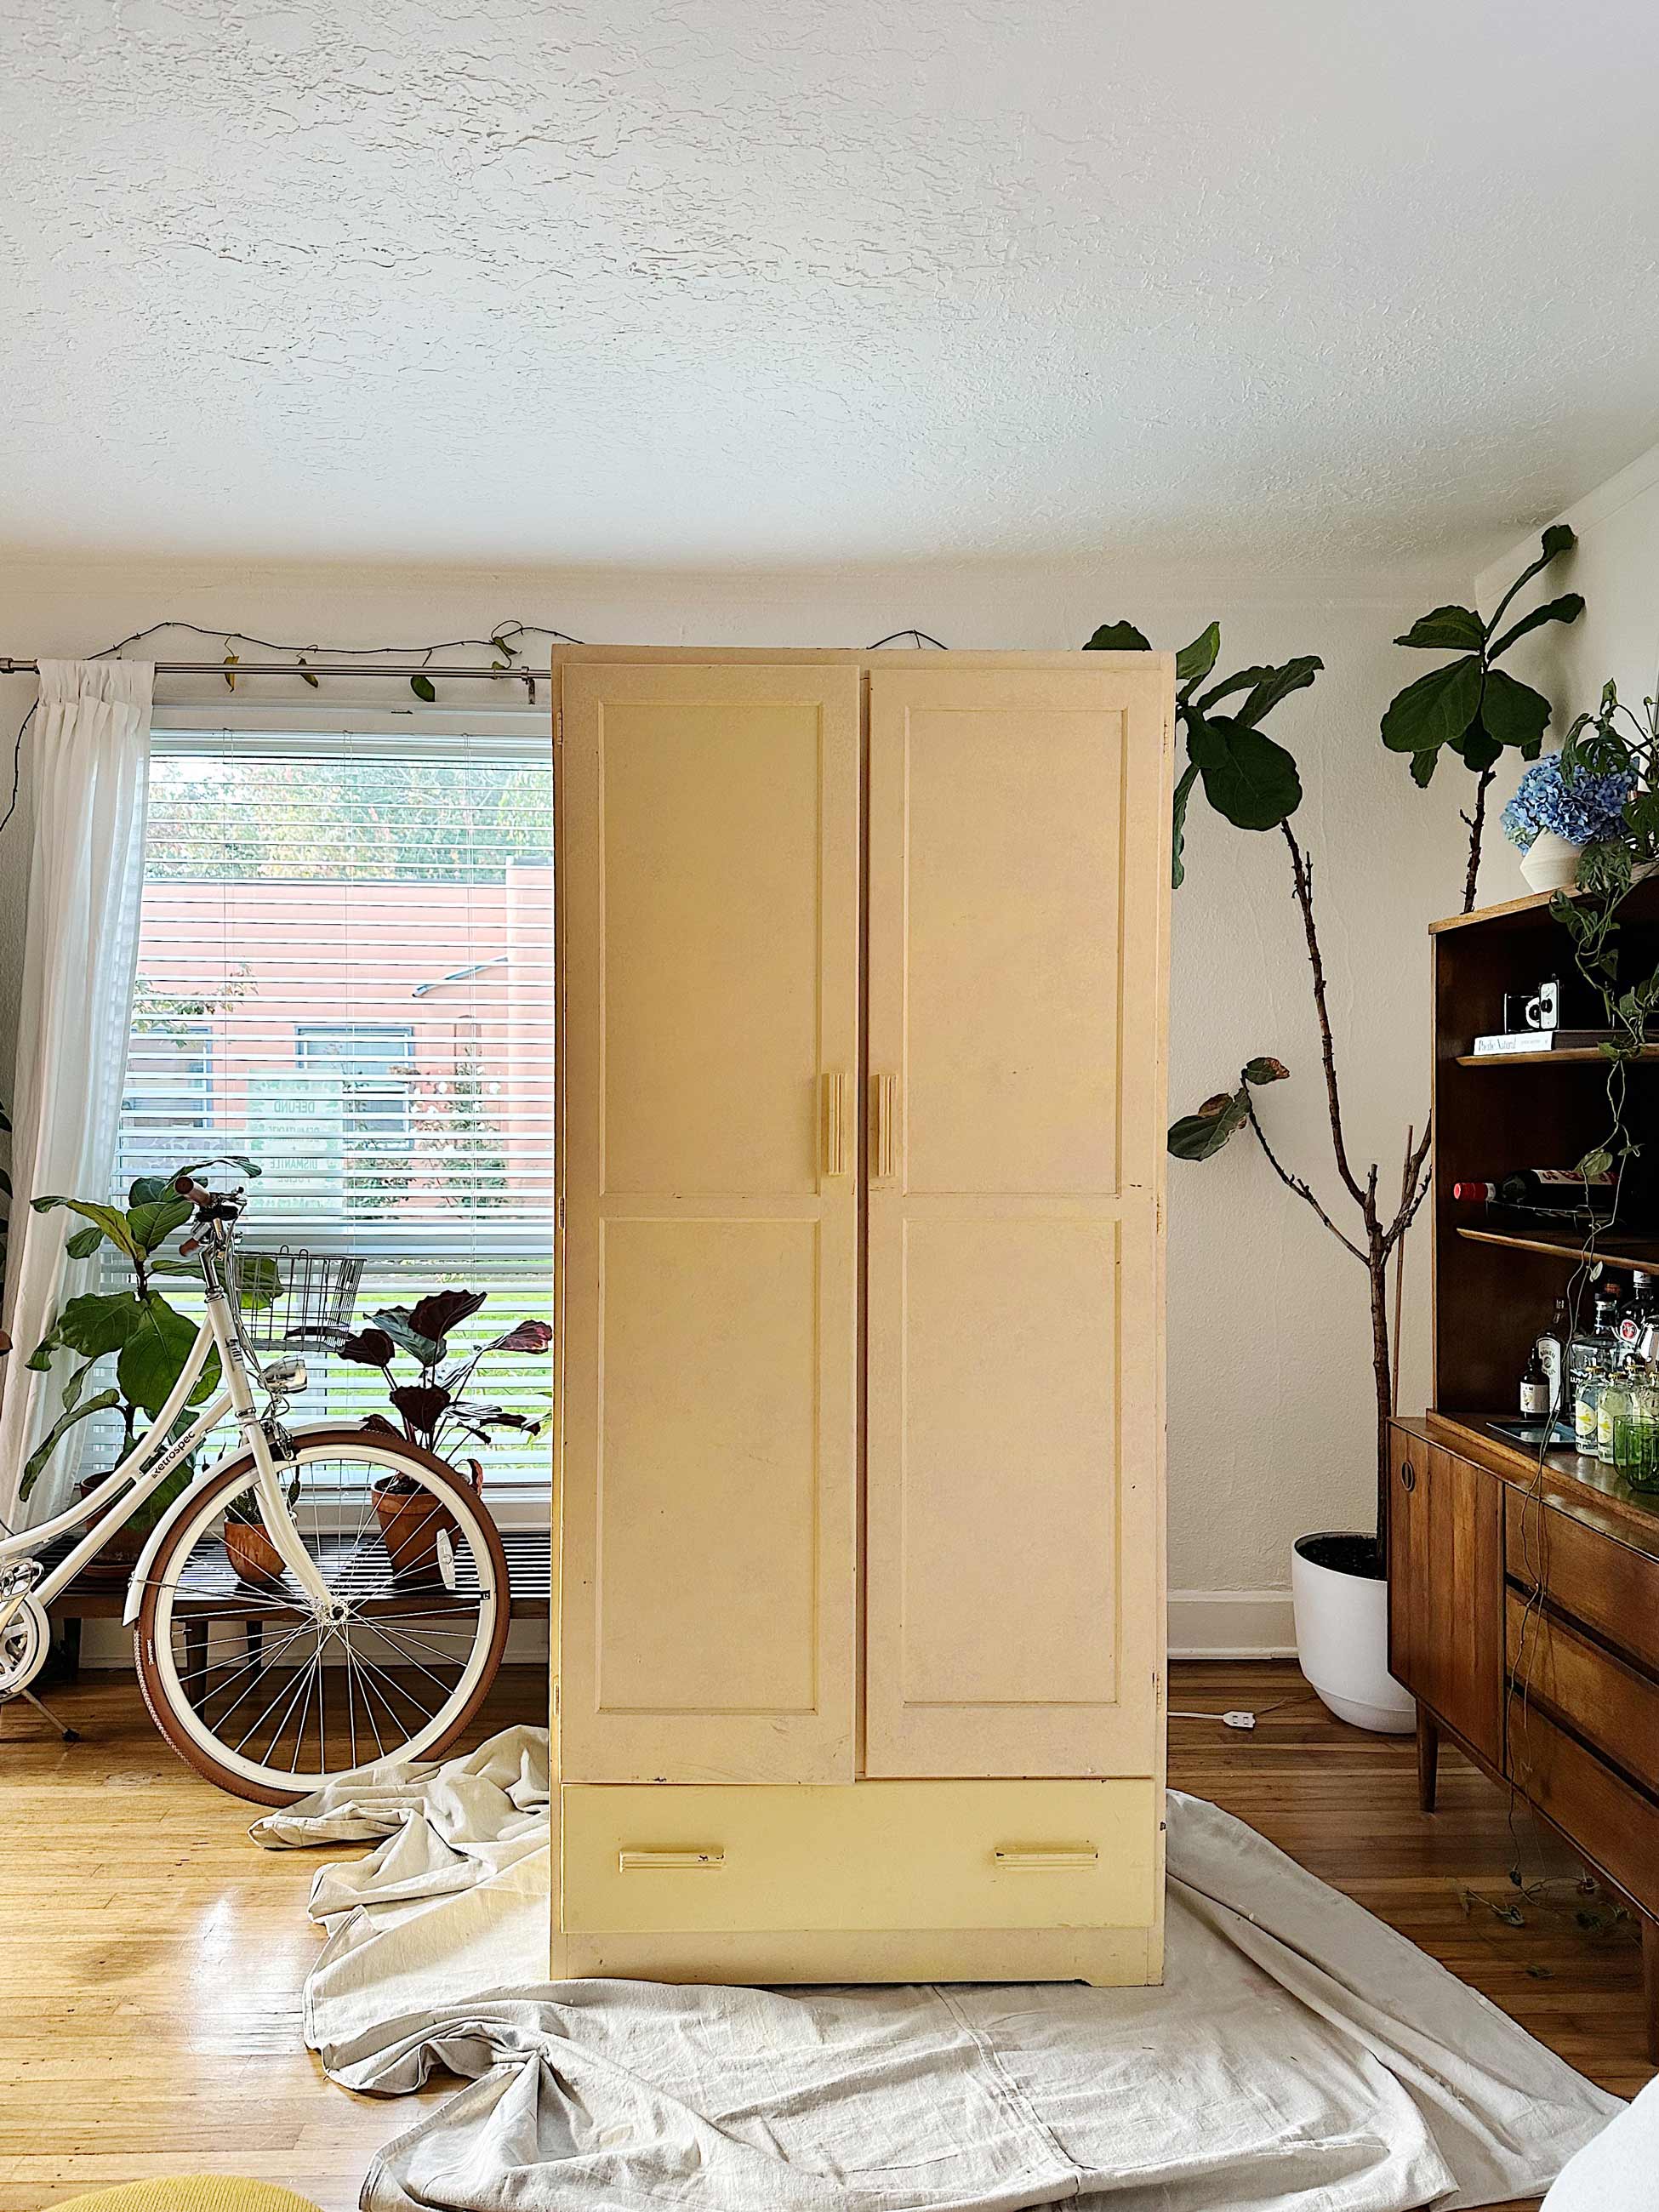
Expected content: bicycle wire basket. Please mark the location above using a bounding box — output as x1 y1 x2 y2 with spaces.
231 1246 366 1354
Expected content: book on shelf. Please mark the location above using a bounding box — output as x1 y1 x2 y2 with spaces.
1470 1029 1619 1056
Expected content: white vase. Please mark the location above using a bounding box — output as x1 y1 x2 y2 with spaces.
1291 1533 1416 1734
1520 830 1584 892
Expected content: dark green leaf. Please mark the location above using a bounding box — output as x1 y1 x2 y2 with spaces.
1168 1086 1251 1161
235 1253 281 1311
490 634 520 660
1235 655 1322 729
1450 715 1504 773
1243 1057 1289 1086
19 1389 121 1500
410 673 437 701
1393 605 1486 653
1194 664 1277 713
126 1197 191 1252
1479 667 1552 753
1487 592 1585 662
31 1196 139 1258
60 1358 99 1412
297 658 320 688
1410 749 1438 787
127 1175 173 1208
1175 622 1221 687
177 1153 261 1183
1380 655 1483 754
1188 715 1303 830
117 1295 217 1416
1170 759 1200 890
43 1291 147 1361
64 1225 106 1260
1083 621 1152 653
1485 525 1578 636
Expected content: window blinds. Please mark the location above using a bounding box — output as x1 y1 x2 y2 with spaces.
111 721 555 1491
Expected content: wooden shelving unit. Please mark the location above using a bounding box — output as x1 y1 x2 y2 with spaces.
1404 875 1659 2059
1430 874 1659 1413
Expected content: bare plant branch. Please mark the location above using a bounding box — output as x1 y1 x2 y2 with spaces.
1242 1092 1368 1262
1462 766 1495 914
1280 822 1371 1216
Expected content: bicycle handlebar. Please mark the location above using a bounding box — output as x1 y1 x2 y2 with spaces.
174 1175 247 1222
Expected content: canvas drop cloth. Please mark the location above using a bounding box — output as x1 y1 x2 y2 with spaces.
254 1729 1623 2212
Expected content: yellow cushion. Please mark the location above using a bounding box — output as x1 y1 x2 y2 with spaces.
49 2184 322 2212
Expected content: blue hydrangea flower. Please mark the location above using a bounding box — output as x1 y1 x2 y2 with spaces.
1501 755 1633 852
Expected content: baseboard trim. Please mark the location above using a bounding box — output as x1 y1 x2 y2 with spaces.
1168 1588 1296 1660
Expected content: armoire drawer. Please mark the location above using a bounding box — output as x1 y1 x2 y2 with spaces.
1504 1491 1659 1676
1506 1592 1659 1795
559 1779 1159 1936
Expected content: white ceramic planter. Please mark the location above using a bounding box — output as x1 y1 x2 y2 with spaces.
1291 1533 1416 1734
1519 830 1584 892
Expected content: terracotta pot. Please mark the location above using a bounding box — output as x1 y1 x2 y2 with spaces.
373 1461 482 1582
224 1517 287 1590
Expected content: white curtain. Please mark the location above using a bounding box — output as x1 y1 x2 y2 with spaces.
0 659 153 1525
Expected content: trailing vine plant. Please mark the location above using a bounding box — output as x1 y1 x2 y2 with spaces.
1549 687 1659 1221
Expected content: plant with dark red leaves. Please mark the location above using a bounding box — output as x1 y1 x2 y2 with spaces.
339 1291 551 1485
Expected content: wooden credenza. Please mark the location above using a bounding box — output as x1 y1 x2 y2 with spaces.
1390 1414 1659 2055
550 646 1172 1986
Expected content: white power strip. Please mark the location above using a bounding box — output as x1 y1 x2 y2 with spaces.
1169 1709 1257 1730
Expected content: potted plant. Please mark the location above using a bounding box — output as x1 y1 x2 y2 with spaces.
1089 530 1584 1731
22 1157 268 1564
1500 752 1636 891
337 1290 550 1579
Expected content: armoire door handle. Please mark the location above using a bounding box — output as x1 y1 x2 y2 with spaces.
872 1073 897 1181
619 1848 726 1873
821 1071 853 1177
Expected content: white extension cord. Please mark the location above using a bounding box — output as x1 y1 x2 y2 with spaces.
1168 1709 1257 1730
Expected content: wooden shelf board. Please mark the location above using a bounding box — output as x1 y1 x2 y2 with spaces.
1454 1222 1659 1270
1452 1046 1656 1066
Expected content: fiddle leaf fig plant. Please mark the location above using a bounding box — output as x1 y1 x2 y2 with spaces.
20 1155 265 1508
1084 619 1318 886
1382 524 1584 909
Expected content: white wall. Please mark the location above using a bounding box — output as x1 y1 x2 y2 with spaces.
1477 440 1659 761
0 553 1474 1656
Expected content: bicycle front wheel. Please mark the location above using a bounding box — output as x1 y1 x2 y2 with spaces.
134 1429 511 1804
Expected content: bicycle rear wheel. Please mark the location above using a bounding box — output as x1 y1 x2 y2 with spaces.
134 1429 510 1804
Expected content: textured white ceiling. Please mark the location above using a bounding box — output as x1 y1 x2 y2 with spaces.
3 1 1658 568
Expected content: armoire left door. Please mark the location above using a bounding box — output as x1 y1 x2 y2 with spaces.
556 659 861 1784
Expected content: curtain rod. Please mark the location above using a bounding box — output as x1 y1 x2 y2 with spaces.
0 658 540 685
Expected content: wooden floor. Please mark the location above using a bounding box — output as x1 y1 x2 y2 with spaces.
0 1660 1648 2211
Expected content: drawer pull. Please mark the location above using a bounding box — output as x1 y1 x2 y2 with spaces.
1400 1458 1417 1492
619 1848 726 1873
993 1844 1098 1870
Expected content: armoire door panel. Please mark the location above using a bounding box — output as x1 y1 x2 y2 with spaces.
596 700 828 1198
899 704 1125 1195
557 664 861 1784
864 660 1172 1780
895 1213 1119 1708
596 1216 823 1715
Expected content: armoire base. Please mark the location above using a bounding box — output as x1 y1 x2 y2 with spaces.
553 1924 1165 1986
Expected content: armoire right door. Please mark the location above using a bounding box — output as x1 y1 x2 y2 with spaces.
864 658 1172 1779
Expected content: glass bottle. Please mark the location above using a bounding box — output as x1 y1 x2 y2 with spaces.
1599 1370 1633 1464
1618 1371 1659 1493
1574 1361 1605 1453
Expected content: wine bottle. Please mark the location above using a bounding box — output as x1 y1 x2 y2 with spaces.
1452 1168 1617 1216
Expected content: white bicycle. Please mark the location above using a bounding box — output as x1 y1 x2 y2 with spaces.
0 1176 510 1804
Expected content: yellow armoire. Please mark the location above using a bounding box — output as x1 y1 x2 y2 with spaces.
551 646 1172 1986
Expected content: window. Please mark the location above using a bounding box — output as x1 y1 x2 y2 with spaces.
111 716 554 1492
